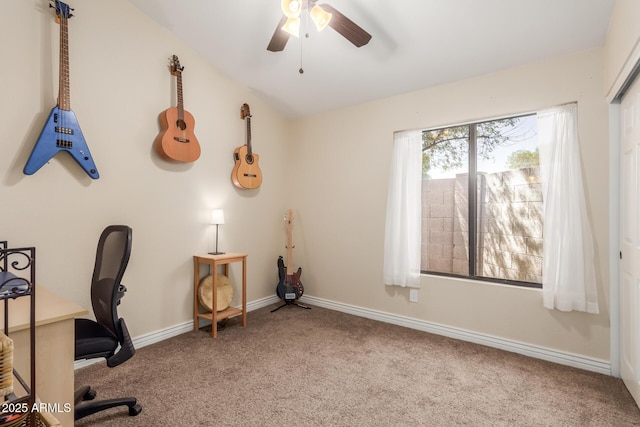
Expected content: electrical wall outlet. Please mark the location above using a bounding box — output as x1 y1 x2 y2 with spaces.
409 289 418 303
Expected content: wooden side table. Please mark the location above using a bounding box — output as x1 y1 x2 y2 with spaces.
193 253 247 338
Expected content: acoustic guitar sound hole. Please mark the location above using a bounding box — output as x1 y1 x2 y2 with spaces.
176 119 187 131
245 155 254 165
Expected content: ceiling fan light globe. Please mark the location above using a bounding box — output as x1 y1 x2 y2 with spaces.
282 16 300 37
281 0 302 18
310 5 332 31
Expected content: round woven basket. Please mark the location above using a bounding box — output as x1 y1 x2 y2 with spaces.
198 274 233 312
0 411 27 426
0 332 13 397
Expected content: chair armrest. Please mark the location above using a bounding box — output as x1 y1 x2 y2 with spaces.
116 284 127 306
106 318 135 367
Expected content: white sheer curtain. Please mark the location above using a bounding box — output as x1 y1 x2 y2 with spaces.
383 130 422 287
538 103 599 313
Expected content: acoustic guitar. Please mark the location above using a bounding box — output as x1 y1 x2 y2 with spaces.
231 103 263 189
24 0 99 179
154 55 201 163
276 209 303 300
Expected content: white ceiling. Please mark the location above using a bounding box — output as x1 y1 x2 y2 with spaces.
127 0 615 119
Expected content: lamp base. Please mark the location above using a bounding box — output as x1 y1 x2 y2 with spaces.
208 251 226 255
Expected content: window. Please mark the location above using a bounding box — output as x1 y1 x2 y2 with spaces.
421 114 542 287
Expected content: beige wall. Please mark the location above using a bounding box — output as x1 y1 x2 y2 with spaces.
1 1 291 337
2 1 619 365
291 49 611 360
604 0 640 99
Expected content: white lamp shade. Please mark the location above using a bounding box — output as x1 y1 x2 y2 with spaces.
210 209 225 225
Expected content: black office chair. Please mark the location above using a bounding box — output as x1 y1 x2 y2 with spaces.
74 225 142 420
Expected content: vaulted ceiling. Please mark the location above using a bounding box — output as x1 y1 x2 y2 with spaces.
128 0 615 119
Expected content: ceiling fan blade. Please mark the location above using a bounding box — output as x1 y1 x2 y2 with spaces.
320 4 372 47
267 15 290 52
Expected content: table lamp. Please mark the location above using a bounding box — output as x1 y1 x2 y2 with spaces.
209 209 225 255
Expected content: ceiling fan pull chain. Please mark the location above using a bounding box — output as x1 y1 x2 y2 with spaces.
299 19 305 74
299 8 311 74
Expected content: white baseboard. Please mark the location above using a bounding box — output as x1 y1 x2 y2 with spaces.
298 295 612 376
76 293 611 376
74 295 280 370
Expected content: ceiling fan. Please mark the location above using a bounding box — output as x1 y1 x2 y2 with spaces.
267 0 372 52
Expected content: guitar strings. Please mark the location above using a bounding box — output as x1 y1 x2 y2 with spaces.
59 4 72 153
59 7 67 153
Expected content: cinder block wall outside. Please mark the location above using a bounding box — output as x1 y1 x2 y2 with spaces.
422 167 543 283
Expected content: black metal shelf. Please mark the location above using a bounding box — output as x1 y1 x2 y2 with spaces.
0 243 36 427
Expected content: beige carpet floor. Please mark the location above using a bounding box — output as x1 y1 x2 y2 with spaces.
74 303 640 426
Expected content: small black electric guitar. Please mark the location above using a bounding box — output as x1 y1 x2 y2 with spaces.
275 256 296 301
24 0 99 179
276 209 303 301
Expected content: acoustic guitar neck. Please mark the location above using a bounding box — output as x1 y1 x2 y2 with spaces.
241 103 253 157
174 64 184 122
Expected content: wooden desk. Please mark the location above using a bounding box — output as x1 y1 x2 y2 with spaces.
193 253 247 338
2 286 88 427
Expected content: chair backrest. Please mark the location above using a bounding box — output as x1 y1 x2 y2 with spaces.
91 225 132 340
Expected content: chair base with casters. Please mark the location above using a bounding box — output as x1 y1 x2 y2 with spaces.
74 315 142 420
74 385 142 419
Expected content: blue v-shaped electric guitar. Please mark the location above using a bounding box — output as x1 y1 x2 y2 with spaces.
24 1 99 179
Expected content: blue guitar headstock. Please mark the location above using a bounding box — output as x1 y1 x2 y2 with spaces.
51 0 73 20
